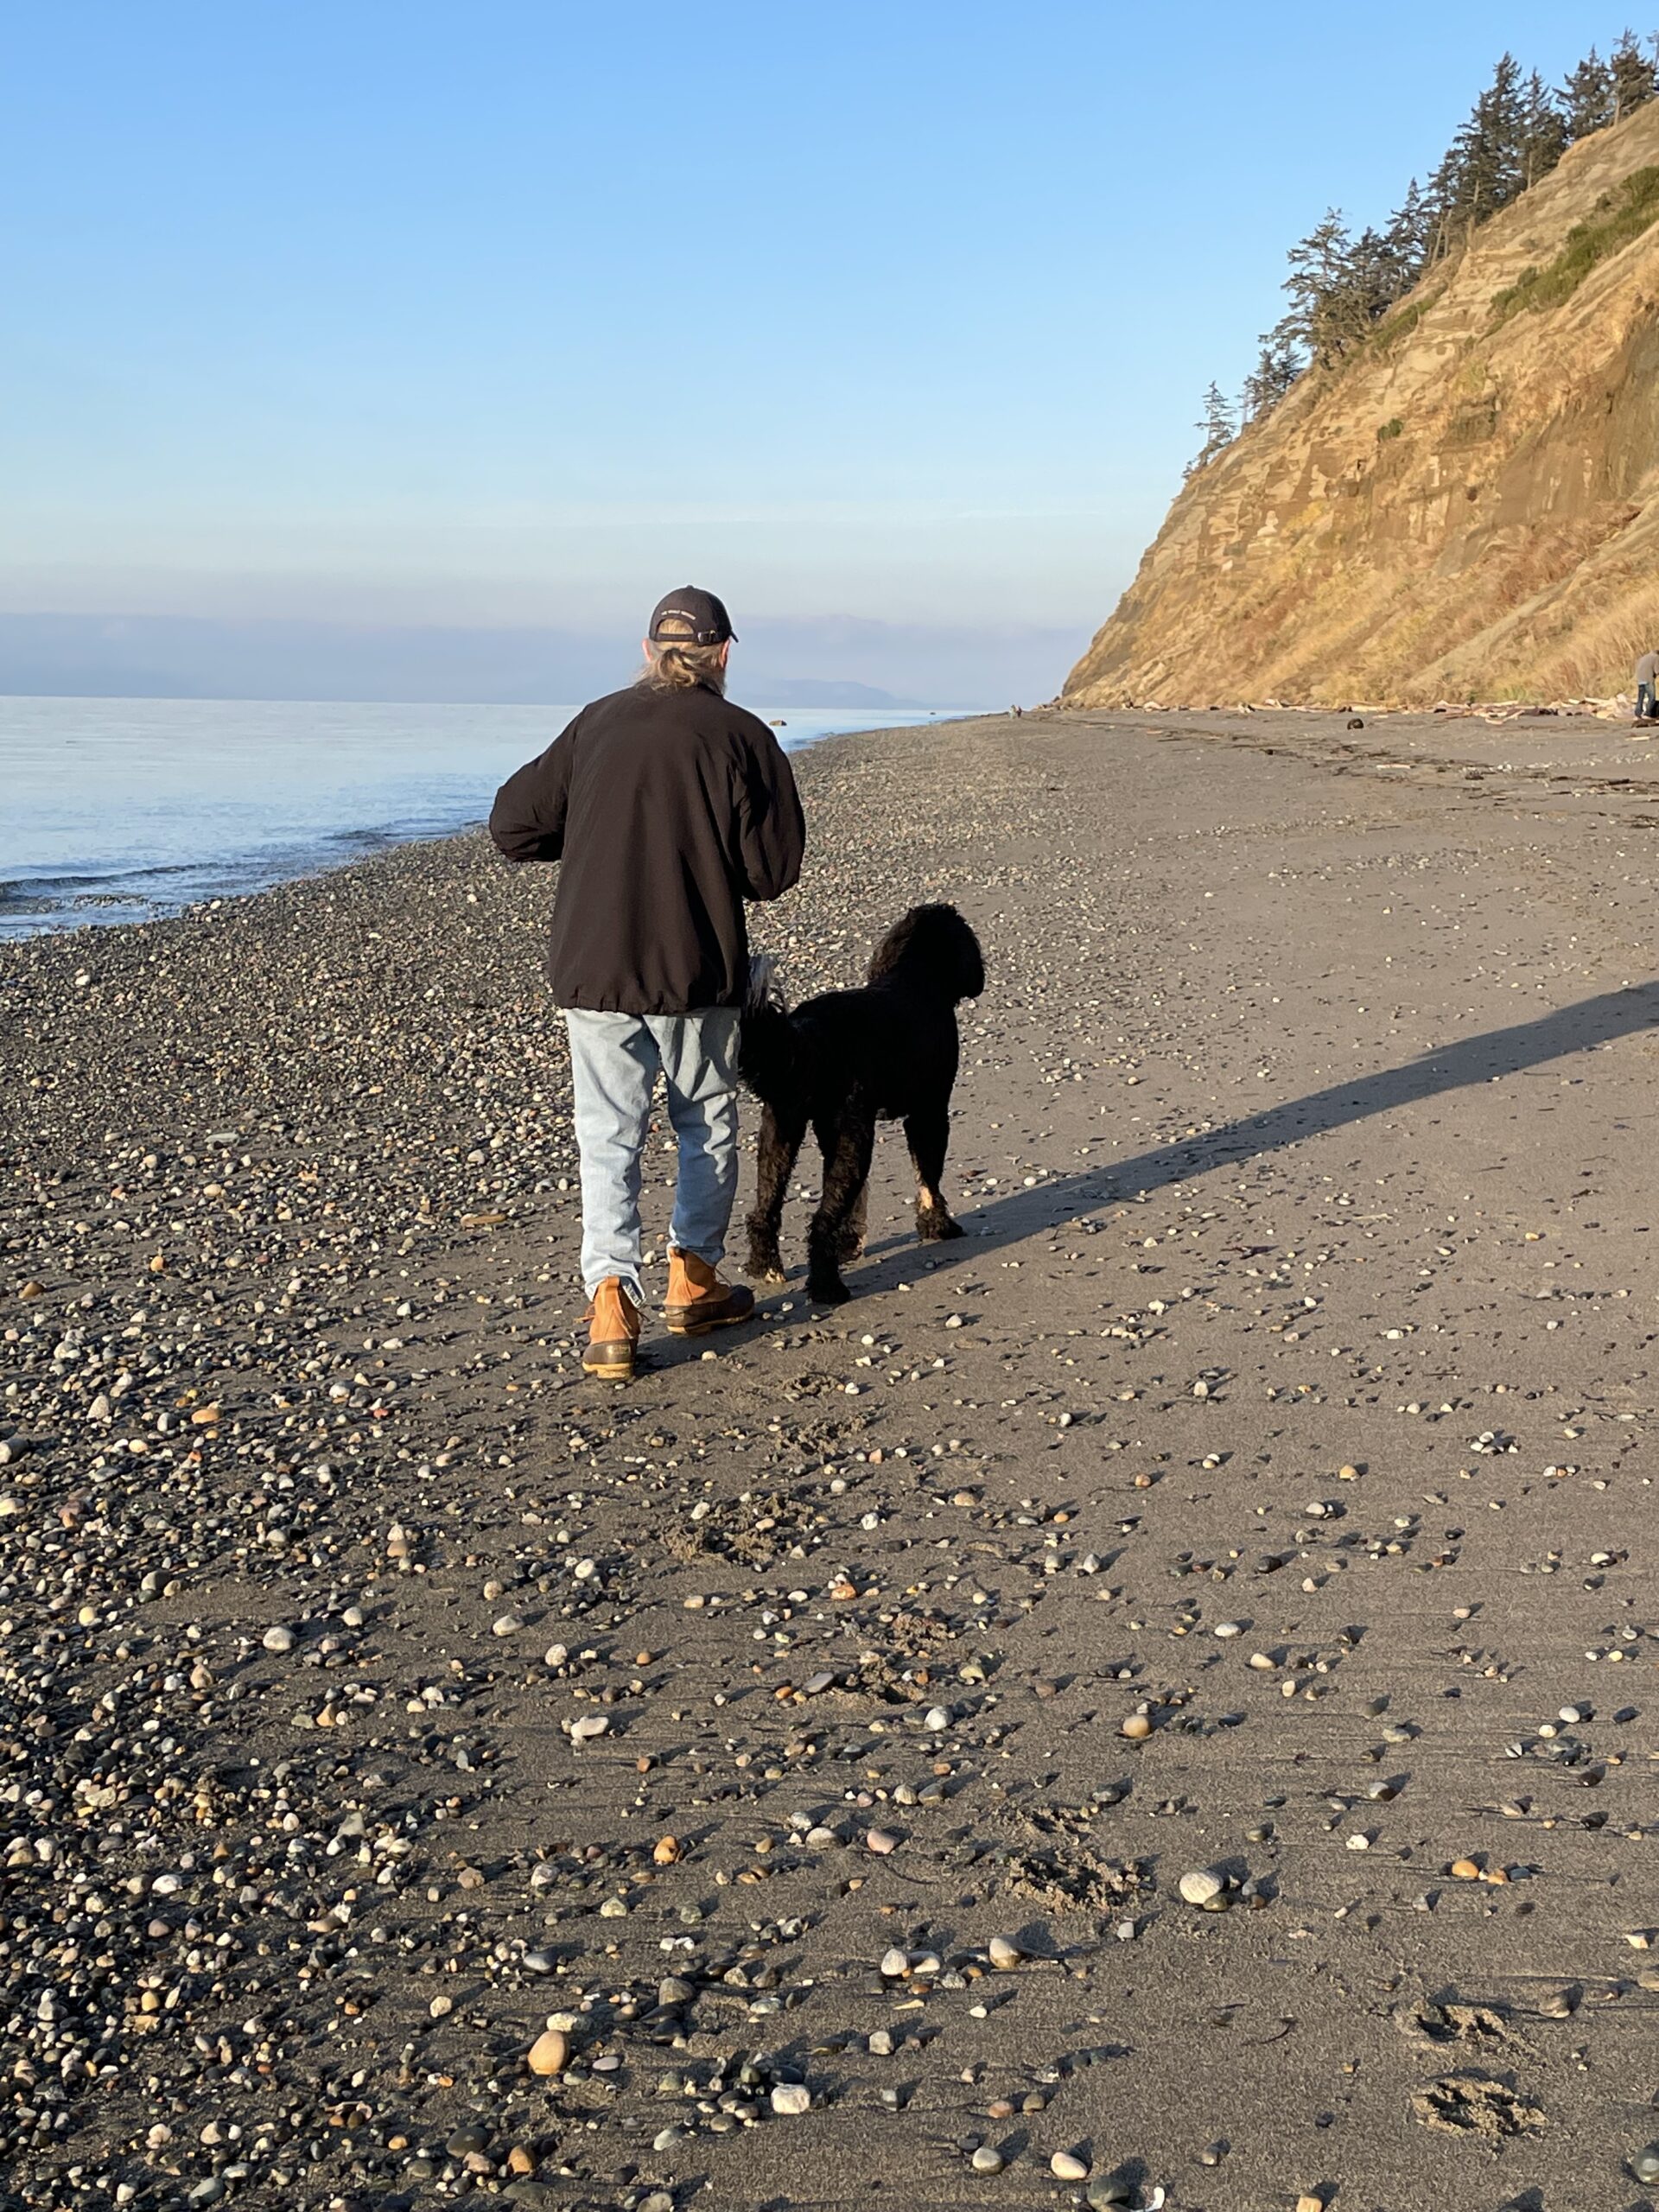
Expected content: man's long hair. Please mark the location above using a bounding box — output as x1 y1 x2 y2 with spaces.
635 640 728 695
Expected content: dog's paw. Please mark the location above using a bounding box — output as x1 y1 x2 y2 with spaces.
835 1230 867 1263
917 1206 966 1243
806 1274 852 1306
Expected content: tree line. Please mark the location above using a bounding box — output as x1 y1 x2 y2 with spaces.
1189 31 1659 472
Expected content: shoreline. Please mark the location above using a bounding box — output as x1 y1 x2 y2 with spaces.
11 690 1659 954
6 708 1659 2208
1 704 982 943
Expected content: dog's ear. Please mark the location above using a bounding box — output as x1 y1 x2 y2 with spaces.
949 912 986 1000
868 911 917 983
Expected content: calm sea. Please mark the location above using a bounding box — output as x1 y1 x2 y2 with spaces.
0 696 953 938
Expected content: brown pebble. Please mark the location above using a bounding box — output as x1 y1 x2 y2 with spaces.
528 2028 569 2076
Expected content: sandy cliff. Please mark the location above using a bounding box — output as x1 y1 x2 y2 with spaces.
1065 101 1659 707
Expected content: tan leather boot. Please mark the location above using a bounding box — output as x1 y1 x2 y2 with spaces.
582 1278 641 1380
664 1248 755 1336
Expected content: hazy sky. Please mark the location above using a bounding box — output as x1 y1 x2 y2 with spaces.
0 2 1624 692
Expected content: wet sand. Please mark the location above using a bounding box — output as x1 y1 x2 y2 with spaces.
5 707 1659 2212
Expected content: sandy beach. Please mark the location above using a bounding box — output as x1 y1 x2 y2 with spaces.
7 705 1659 2212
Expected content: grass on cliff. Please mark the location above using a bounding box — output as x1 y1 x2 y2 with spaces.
1492 166 1659 320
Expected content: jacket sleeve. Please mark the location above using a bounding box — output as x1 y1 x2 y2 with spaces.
734 729 806 901
488 718 578 863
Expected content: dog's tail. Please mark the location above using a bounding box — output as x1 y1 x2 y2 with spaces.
738 955 803 1108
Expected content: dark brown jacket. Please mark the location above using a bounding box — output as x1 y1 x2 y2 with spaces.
488 682 805 1014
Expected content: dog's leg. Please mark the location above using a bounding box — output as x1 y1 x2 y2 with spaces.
745 1104 804 1282
807 1105 874 1304
905 1104 965 1242
836 1174 869 1264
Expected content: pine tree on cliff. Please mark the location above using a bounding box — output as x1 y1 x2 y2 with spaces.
1241 340 1303 420
1186 382 1237 474
1274 209 1360 365
1438 52 1528 244
1345 224 1409 328
1609 28 1658 118
1519 71 1570 188
1561 48 1614 137
1382 180 1433 292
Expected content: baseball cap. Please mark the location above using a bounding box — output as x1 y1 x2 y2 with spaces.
648 586 736 646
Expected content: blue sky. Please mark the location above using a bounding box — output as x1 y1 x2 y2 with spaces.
0 2 1629 698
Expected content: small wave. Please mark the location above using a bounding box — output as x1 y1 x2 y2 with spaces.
0 861 195 905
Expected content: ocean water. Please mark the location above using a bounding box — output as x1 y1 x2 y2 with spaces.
0 696 952 938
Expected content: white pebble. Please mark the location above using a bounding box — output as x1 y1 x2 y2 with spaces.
1179 1868 1224 1906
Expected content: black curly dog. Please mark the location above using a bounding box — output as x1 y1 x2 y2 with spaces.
738 903 985 1304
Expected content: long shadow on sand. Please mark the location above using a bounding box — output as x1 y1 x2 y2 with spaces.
853 981 1659 1284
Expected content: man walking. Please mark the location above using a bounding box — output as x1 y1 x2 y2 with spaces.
1636 646 1659 724
489 588 804 1381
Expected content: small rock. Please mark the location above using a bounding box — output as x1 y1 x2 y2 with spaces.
261 1625 296 1654
866 1827 899 1855
770 2082 810 2115
1179 1868 1225 1907
1051 2150 1090 2181
527 2028 569 2077
971 2145 1005 2173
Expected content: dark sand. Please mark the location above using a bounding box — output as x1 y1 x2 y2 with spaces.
5 708 1659 2212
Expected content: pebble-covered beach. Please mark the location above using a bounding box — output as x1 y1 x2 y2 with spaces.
7 706 1659 2212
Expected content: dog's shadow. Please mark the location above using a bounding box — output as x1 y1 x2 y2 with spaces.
840 978 1659 1288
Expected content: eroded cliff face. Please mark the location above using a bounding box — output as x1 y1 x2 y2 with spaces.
1065 102 1659 708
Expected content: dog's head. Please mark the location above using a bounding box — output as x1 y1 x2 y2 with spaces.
868 903 985 1002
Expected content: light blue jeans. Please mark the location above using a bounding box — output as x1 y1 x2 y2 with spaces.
563 1007 741 1301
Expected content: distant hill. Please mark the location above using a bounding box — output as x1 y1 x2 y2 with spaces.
1065 99 1659 707
0 613 1057 709
755 678 924 709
